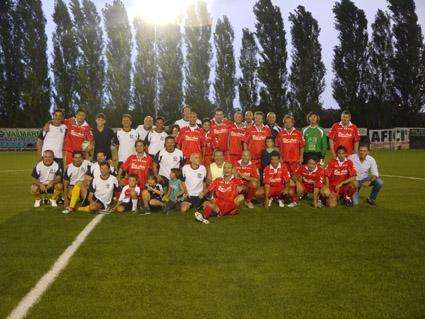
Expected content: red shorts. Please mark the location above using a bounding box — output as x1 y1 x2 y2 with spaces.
216 200 238 216
330 184 355 198
225 154 242 166
283 161 301 176
268 186 284 198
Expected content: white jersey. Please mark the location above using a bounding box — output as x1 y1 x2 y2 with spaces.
182 164 207 197
154 148 184 179
64 160 91 186
89 175 119 208
88 162 116 179
32 161 62 184
40 123 66 159
118 185 141 203
175 118 202 128
146 130 168 156
135 125 152 141
116 128 139 163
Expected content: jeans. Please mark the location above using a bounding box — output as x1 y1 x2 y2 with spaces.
353 177 383 205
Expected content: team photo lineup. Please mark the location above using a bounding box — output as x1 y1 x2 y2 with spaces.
34 105 383 223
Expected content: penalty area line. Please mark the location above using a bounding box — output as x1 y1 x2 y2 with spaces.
0 169 32 173
381 174 425 181
6 213 105 319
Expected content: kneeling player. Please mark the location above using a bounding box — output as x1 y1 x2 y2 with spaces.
114 174 140 213
294 157 328 208
31 150 63 207
263 151 291 208
141 175 165 213
195 162 245 224
62 151 91 214
234 150 260 208
324 146 357 208
79 162 120 213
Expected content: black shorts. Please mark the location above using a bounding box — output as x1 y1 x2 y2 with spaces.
185 196 204 208
92 196 106 210
54 158 64 174
120 201 133 212
303 152 323 163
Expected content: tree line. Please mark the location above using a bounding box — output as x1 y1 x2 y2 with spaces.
1 0 424 128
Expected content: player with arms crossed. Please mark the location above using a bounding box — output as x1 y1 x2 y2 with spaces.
195 162 245 224
324 146 357 207
31 150 63 208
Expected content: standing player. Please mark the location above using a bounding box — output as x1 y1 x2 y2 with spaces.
234 150 259 209
175 111 205 160
61 151 92 214
31 150 63 207
294 157 328 208
263 151 291 208
92 113 115 161
302 112 328 164
175 105 202 128
201 118 217 166
324 146 357 207
195 162 245 224
210 108 232 154
135 115 154 141
114 174 140 213
180 153 207 213
145 117 168 156
266 112 281 140
226 111 245 165
115 114 139 166
62 108 94 165
244 110 254 128
78 162 120 213
154 136 184 186
119 140 155 189
244 111 271 167
328 110 360 158
37 109 66 171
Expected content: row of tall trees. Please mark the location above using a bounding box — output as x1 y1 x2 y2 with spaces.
0 0 424 127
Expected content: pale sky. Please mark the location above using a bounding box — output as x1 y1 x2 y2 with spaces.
42 0 425 109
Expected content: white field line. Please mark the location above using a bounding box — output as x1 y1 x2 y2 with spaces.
0 169 32 173
6 214 105 319
381 174 425 181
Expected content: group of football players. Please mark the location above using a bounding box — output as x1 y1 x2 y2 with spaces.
32 105 383 224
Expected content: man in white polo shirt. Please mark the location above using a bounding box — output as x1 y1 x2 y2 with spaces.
154 136 184 186
181 153 207 212
348 144 383 206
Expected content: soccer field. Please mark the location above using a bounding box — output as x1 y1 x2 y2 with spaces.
1 150 425 318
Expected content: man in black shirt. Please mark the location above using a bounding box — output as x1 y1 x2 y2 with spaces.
92 113 115 160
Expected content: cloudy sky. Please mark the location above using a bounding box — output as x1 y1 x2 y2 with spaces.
42 0 425 109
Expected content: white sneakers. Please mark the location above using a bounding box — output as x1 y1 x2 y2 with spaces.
245 201 254 209
49 199 57 207
287 202 299 208
34 199 41 208
278 199 285 208
194 211 209 224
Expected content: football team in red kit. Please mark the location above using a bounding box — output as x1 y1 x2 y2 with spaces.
34 104 382 224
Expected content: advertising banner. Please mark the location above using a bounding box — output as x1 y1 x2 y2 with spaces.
0 128 40 150
369 128 410 150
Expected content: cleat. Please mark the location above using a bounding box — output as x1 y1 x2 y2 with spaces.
267 199 273 207
34 199 41 208
287 202 298 208
194 211 209 224
344 196 353 207
366 198 376 206
278 199 285 208
245 201 254 209
49 199 57 207
317 199 323 208
61 208 72 214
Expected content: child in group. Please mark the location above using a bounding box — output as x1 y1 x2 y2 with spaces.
163 168 185 212
261 137 279 169
114 174 140 213
142 175 165 212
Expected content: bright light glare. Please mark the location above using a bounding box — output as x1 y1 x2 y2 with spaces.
133 0 196 25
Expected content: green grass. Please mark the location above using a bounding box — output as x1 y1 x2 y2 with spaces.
0 150 425 318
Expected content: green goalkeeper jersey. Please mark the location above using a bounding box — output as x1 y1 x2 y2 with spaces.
302 125 328 156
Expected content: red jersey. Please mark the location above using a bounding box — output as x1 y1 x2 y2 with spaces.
295 165 324 189
328 121 360 155
63 118 93 152
244 125 271 160
203 130 217 157
234 160 259 180
210 119 232 152
263 163 291 188
122 154 154 187
208 176 245 202
325 158 356 187
275 128 305 163
175 126 205 158
227 124 245 156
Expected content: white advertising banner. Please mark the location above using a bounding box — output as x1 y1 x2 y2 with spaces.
369 128 410 150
